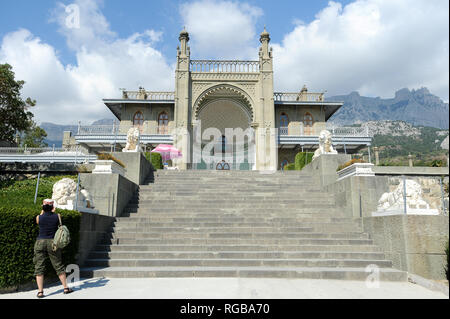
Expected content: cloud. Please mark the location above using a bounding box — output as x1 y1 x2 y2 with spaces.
180 0 263 59
271 0 449 101
0 0 174 125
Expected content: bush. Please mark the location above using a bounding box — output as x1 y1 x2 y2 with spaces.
144 152 162 170
0 207 80 289
284 163 295 170
0 175 81 289
97 153 125 167
294 152 314 171
337 158 367 171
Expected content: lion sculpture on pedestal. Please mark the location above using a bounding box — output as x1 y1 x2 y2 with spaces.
123 127 141 152
312 130 337 161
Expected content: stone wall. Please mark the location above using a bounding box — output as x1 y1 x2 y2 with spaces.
80 173 138 217
77 212 115 267
363 215 449 280
111 152 153 185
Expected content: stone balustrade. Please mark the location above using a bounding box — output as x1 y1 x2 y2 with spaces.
190 60 260 73
274 92 325 102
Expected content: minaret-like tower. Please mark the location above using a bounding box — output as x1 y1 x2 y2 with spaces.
257 27 277 170
174 28 191 169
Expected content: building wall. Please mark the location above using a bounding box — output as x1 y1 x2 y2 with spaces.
119 103 175 134
275 105 326 135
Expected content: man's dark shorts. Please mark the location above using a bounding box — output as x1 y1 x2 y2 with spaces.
33 239 65 276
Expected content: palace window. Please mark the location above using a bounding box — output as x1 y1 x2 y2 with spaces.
133 111 144 131
303 112 314 135
279 113 289 135
158 111 169 134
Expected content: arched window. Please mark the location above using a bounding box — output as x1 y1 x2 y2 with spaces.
133 111 144 131
303 112 314 135
158 112 169 134
279 112 289 135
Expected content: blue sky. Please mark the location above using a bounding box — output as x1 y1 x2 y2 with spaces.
0 0 354 65
0 0 448 124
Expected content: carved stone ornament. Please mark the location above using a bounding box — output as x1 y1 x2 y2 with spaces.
312 130 337 160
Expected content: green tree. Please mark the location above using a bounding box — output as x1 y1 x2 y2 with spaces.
0 63 35 143
20 124 48 148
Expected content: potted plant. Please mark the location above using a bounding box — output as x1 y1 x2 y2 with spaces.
92 153 126 176
336 158 374 180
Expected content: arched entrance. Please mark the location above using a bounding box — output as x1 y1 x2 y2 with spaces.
193 86 255 170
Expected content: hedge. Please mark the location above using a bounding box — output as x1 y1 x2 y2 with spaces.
0 175 80 289
295 152 314 171
144 151 163 170
284 163 295 170
0 206 81 289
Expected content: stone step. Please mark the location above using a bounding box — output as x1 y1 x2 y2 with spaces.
111 226 315 233
80 266 407 281
95 244 382 253
112 220 359 228
120 212 348 218
83 258 393 268
88 251 387 260
114 216 356 223
107 232 369 240
111 224 361 233
101 237 375 246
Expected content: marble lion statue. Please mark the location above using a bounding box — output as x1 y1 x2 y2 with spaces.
52 178 77 206
312 130 337 160
123 127 141 152
377 179 430 211
51 178 93 208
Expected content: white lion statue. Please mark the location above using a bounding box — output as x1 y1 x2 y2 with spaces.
377 179 430 211
312 130 337 160
123 127 141 152
51 178 93 209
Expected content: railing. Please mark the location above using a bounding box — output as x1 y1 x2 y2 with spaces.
326 125 371 137
279 127 289 135
122 90 175 100
78 125 117 135
190 60 259 73
274 92 325 102
0 145 95 163
0 146 87 155
77 123 172 136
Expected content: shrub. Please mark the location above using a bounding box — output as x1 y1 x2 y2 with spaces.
294 152 314 171
284 163 295 170
0 207 80 289
97 153 125 168
337 158 367 171
144 152 162 170
0 175 80 289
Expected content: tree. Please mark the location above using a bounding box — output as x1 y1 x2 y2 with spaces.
20 124 48 148
0 63 35 143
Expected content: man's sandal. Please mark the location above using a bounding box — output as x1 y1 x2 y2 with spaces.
37 291 44 298
63 287 74 294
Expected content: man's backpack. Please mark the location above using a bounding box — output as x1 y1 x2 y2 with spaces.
52 214 70 251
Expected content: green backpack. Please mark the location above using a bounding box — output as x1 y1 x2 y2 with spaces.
52 214 70 251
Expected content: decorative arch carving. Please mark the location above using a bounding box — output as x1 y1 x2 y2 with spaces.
193 84 254 122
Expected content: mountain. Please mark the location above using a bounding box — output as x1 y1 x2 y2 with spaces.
355 120 448 165
327 88 449 129
40 119 115 147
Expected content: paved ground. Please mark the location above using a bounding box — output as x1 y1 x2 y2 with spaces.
1 277 448 299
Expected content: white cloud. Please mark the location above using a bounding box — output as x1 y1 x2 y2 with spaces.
0 0 174 125
271 0 449 101
0 0 448 127
180 0 263 59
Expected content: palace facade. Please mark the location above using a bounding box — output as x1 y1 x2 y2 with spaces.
71 28 371 170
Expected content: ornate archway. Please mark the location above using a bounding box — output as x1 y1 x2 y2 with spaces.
193 85 255 170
